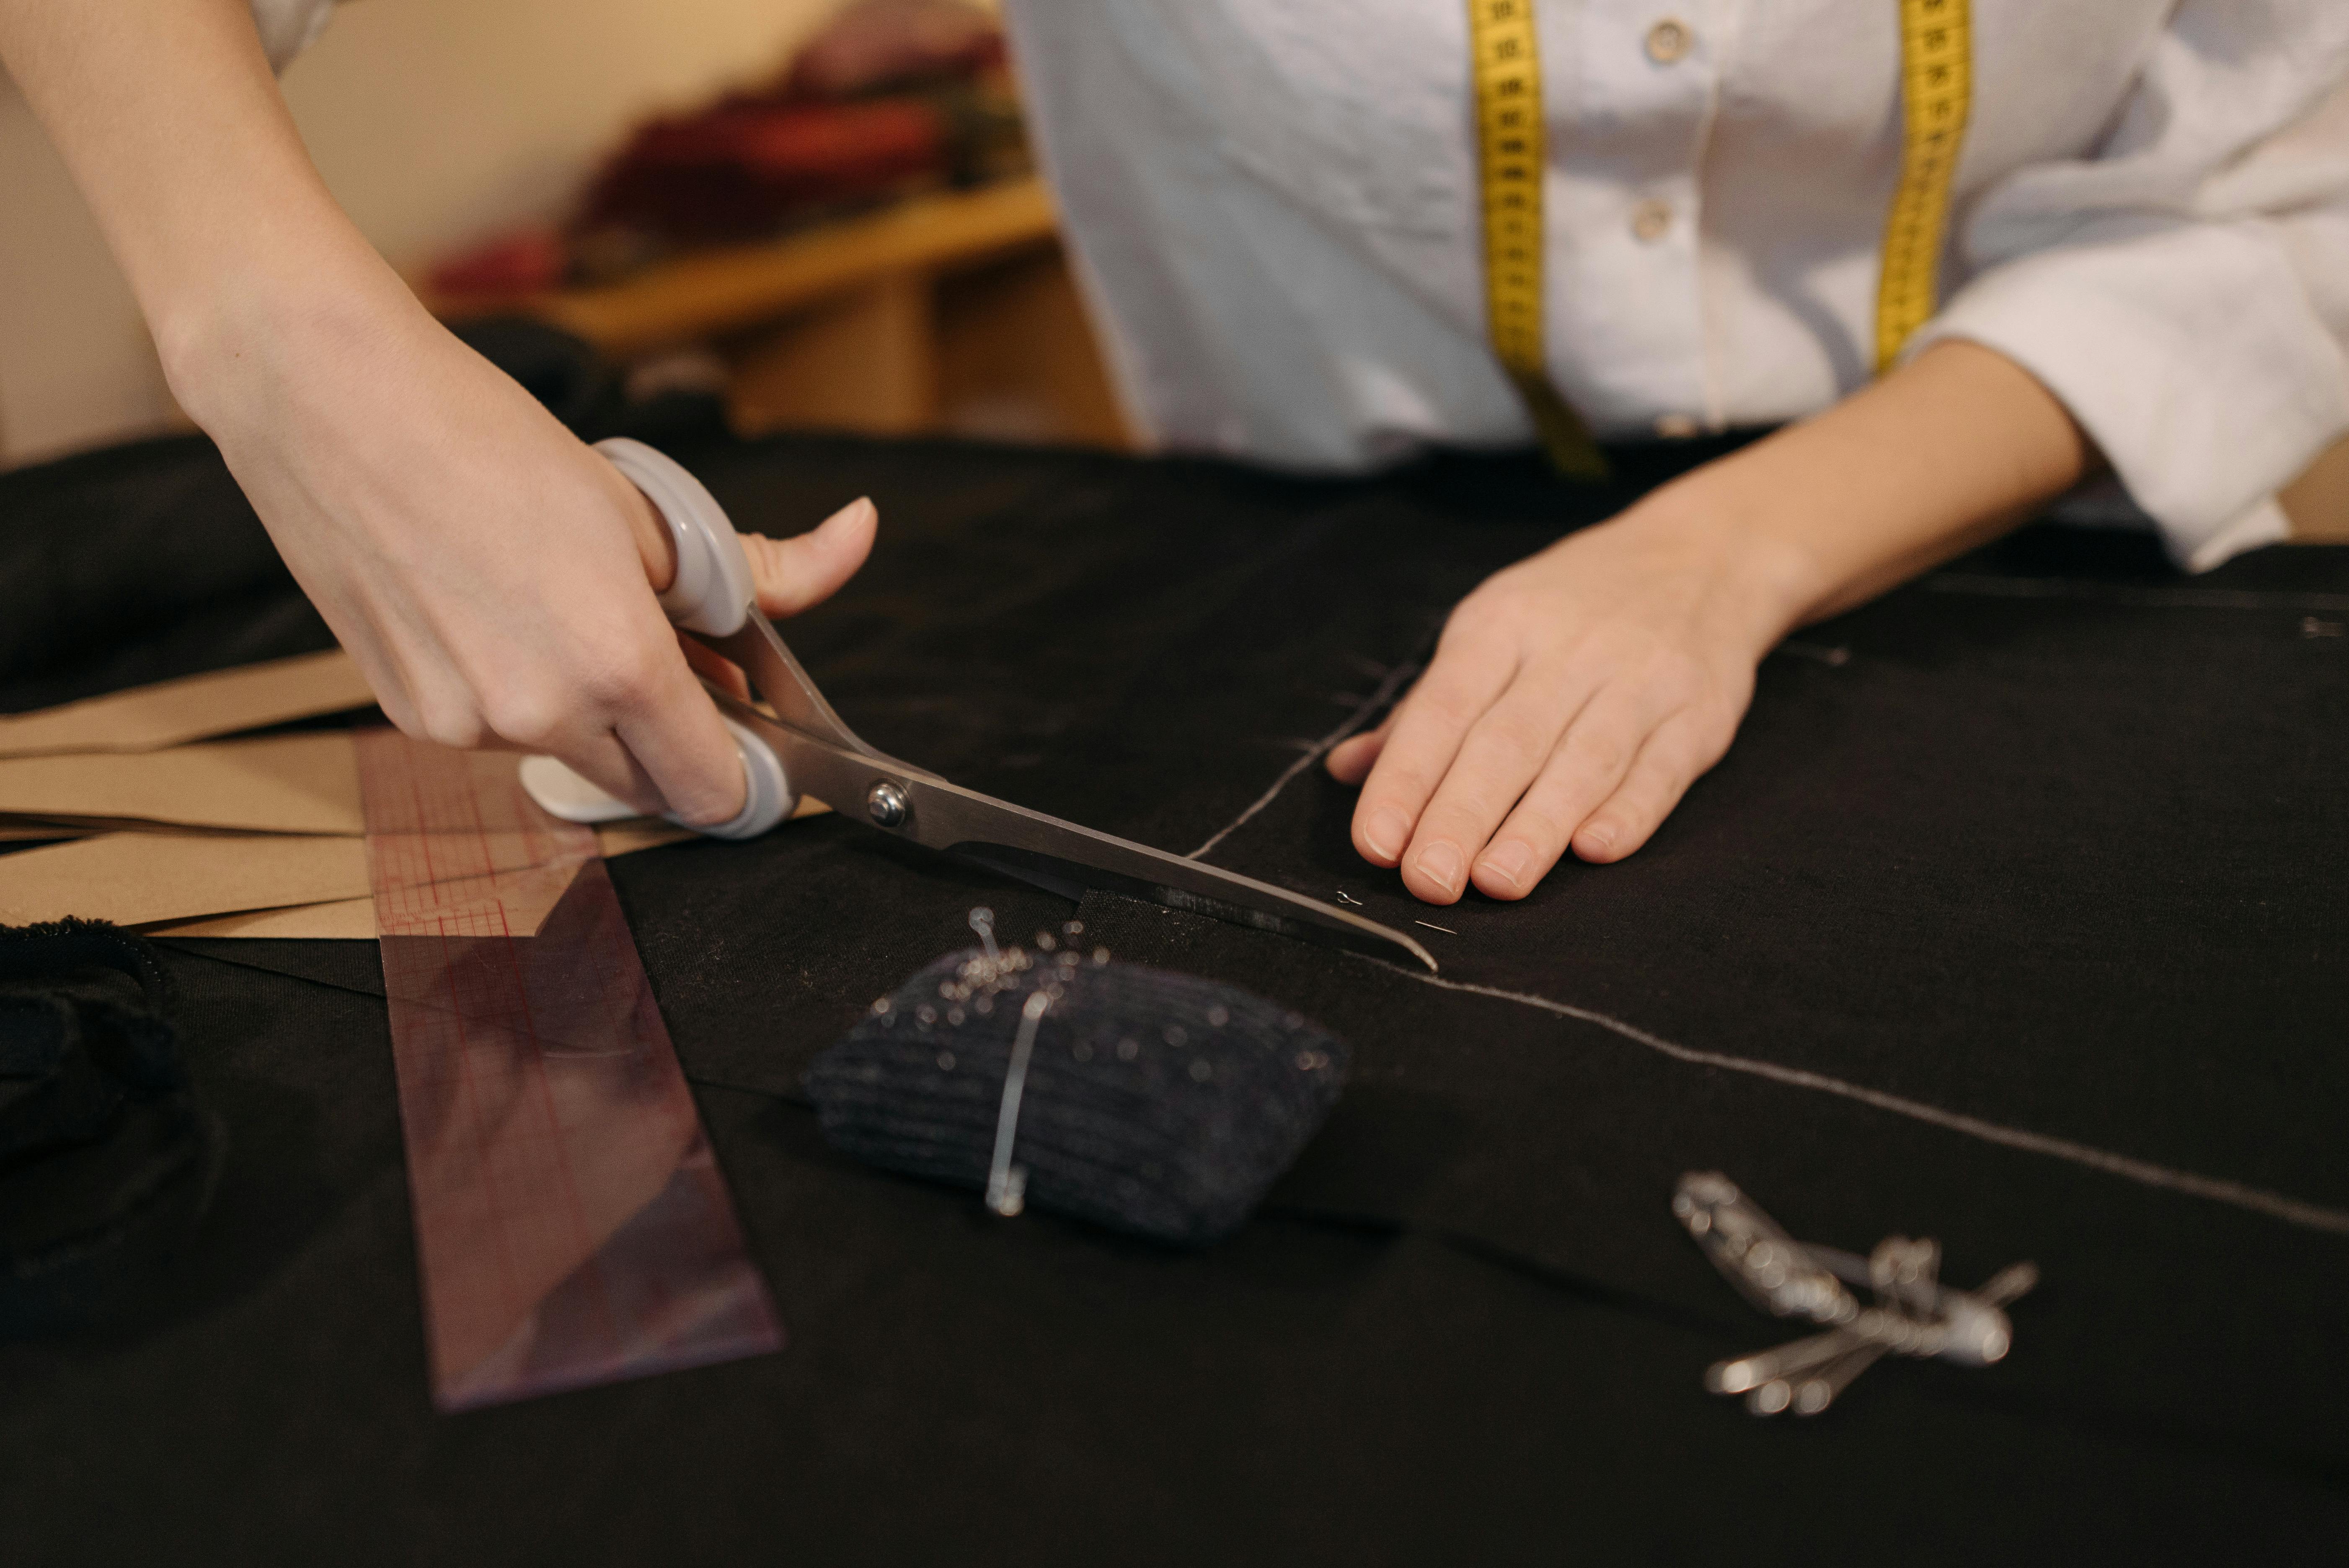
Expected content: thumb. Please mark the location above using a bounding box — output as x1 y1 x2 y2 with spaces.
741 496 878 618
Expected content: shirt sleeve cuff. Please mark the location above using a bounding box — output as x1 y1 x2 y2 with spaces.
1911 215 2349 568
249 0 340 73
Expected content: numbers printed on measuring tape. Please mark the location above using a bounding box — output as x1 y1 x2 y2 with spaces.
1876 0 1974 372
1466 0 1608 477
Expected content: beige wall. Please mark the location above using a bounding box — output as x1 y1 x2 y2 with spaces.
0 0 847 467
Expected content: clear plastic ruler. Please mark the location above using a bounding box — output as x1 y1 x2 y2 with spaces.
356 726 780 1411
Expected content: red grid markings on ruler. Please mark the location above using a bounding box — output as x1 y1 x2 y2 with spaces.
355 728 780 1411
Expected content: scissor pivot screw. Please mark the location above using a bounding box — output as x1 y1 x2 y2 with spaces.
867 780 909 827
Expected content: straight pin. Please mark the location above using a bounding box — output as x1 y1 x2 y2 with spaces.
985 989 1053 1218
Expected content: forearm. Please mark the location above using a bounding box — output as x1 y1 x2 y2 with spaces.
0 0 398 385
0 2 695 603
1642 340 2098 636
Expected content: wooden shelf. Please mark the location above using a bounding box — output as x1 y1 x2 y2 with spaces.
427 175 1127 449
434 177 1060 358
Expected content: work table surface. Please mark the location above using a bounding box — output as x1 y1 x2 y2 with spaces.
3 408 2344 1564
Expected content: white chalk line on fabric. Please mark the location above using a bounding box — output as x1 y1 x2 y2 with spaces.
1365 962 2349 1239
1925 574 2349 614
1188 661 1418 860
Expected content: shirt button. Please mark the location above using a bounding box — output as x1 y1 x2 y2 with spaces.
1654 413 1701 439
1645 19 1693 64
1630 199 1674 242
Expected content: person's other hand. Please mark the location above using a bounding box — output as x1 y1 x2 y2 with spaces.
1325 504 1796 904
178 284 874 824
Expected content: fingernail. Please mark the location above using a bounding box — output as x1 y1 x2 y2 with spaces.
1579 823 1617 858
1414 841 1465 896
1478 840 1532 892
1362 808 1410 861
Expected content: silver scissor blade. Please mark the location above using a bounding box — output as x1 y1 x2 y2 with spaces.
945 838 1437 971
705 612 878 759
714 695 1437 972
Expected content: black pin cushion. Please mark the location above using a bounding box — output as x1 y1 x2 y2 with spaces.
804 945 1349 1245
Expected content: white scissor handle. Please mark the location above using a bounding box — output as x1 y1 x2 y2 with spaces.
519 714 792 840
597 437 757 636
516 439 795 840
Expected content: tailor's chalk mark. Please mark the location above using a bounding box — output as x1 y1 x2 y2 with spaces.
1357 958 2349 1240
1190 661 1418 861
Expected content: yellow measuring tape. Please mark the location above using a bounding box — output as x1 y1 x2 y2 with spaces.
1467 0 1973 461
1876 0 1973 372
1465 0 1609 480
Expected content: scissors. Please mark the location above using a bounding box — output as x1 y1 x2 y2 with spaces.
519 439 1437 973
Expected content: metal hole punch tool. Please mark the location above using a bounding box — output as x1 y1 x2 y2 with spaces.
519 439 1437 972
1674 1172 2038 1417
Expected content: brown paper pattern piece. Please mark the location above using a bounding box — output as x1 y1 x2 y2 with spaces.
136 817 804 939
0 832 369 928
0 780 824 937
147 896 381 940
0 649 374 758
0 731 362 835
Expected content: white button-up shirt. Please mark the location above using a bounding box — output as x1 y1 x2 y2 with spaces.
1004 0 2349 568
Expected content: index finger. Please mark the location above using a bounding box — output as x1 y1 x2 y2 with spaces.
602 613 751 828
1348 632 1517 867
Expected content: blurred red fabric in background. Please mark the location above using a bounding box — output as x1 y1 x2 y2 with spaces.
429 0 1021 298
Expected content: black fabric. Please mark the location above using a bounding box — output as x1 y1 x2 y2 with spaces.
0 920 222 1336
2 404 2346 1558
807 943 1349 1242
0 433 331 712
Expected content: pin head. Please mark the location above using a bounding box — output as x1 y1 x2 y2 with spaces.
986 1165 1028 1217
